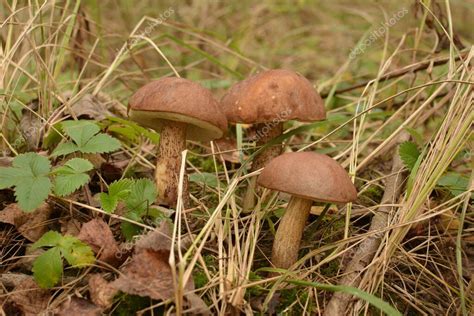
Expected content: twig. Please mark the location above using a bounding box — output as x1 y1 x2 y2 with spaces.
323 132 409 316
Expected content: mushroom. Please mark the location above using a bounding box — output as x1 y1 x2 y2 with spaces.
221 69 325 212
129 77 227 207
257 152 357 270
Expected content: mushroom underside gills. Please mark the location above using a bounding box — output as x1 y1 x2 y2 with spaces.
242 122 283 212
271 195 313 270
155 120 188 207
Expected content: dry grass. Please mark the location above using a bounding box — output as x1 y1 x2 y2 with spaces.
0 0 473 315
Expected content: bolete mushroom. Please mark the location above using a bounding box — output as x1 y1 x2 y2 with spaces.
257 152 357 270
221 69 325 212
129 77 227 207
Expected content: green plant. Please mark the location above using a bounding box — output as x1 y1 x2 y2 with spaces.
399 141 421 171
52 120 121 156
31 231 95 288
100 178 163 239
0 153 93 211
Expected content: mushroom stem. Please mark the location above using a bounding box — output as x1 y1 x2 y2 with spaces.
155 120 188 207
271 195 312 270
242 122 283 212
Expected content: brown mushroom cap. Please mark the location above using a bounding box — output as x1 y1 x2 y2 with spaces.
257 152 357 203
129 77 227 141
221 69 325 124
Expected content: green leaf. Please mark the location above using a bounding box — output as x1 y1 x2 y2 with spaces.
0 168 20 188
62 120 100 147
51 142 79 156
189 172 219 188
437 172 470 197
105 117 160 144
0 153 52 212
53 120 121 156
60 236 95 267
79 133 121 154
32 231 63 249
100 179 133 213
121 221 142 241
125 179 157 215
32 247 63 288
100 193 119 213
399 141 420 171
53 158 94 196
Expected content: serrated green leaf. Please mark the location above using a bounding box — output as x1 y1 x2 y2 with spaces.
60 239 95 267
0 167 20 188
54 173 90 196
106 117 160 144
121 221 142 241
56 158 94 174
32 231 63 249
51 142 79 156
189 172 219 188
62 120 100 147
399 141 420 171
79 133 121 154
53 158 93 197
125 179 157 215
54 120 121 155
109 179 134 196
437 172 470 197
15 176 52 211
32 247 63 288
100 192 119 213
0 153 52 212
100 179 133 213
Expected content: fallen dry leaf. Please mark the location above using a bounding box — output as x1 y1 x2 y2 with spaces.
60 218 81 236
88 274 117 308
54 296 101 316
62 92 123 121
9 277 51 316
78 218 119 264
0 203 52 242
111 248 193 301
135 221 173 252
19 102 43 151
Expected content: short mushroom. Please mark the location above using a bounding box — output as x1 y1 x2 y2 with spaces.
257 152 357 270
129 77 227 207
221 69 325 212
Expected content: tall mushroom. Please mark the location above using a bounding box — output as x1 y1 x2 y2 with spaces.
129 77 227 207
221 69 325 212
257 152 357 270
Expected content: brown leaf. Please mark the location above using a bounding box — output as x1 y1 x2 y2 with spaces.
54 297 101 316
63 92 115 121
78 219 119 264
88 274 117 308
19 105 43 150
9 277 51 316
183 293 212 315
0 203 52 241
60 218 82 236
135 221 173 252
213 137 244 164
112 248 194 301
